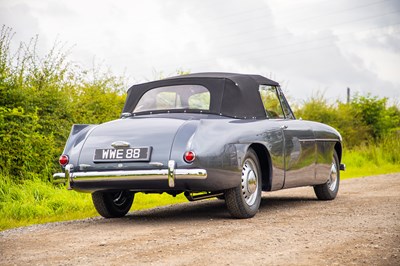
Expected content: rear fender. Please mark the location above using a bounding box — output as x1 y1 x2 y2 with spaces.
61 124 97 169
169 121 199 167
169 119 242 170
188 119 258 171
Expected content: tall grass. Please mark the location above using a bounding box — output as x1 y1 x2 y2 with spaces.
342 133 400 178
0 174 96 230
0 175 187 231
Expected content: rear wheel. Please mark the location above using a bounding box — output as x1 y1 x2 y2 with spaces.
92 190 134 218
225 148 262 218
314 150 340 200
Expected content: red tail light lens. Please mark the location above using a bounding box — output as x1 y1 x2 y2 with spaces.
183 151 196 163
59 154 69 166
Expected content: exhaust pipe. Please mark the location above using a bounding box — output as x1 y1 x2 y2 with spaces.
184 191 224 201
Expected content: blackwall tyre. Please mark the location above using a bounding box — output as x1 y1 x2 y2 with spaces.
92 190 134 218
314 150 340 200
225 148 262 218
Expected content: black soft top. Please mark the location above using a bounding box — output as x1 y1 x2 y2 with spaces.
122 72 280 119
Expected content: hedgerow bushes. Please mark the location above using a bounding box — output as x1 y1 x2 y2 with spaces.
294 92 400 149
0 26 125 181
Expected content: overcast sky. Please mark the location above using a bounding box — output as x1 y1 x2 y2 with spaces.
1 0 399 104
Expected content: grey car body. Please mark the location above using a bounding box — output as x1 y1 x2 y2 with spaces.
54 72 344 219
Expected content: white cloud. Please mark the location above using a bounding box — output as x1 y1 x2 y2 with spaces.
1 0 399 102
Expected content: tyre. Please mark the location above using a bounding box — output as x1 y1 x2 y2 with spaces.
92 190 134 218
314 150 340 200
225 148 262 218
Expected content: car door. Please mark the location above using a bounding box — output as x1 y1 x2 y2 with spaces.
280 120 316 188
259 86 316 189
277 88 317 188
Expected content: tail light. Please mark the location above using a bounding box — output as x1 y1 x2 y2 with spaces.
59 154 69 166
183 151 196 163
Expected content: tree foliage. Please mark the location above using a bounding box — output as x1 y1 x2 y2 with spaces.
295 92 400 148
0 26 125 181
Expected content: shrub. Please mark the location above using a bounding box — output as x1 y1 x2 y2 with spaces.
294 92 400 148
0 26 125 182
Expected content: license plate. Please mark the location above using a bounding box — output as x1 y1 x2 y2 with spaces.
93 147 151 162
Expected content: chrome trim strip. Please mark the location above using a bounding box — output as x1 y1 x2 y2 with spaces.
53 173 67 183
316 138 339 142
52 166 207 184
299 138 338 142
149 162 164 167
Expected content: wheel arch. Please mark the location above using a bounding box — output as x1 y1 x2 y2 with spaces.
248 143 272 191
334 141 342 163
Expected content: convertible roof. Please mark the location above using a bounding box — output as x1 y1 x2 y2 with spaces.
123 72 280 119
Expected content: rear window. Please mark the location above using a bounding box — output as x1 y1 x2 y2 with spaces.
134 85 210 113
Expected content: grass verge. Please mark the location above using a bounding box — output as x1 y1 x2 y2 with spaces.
341 135 400 179
0 175 186 231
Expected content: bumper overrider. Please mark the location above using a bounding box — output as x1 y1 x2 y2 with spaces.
53 160 207 190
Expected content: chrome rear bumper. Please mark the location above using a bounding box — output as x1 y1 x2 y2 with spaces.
53 160 207 189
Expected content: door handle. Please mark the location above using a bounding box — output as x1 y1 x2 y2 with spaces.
281 125 288 129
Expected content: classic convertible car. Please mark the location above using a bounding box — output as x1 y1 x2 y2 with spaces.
53 72 345 219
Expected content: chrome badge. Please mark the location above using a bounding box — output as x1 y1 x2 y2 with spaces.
111 141 130 148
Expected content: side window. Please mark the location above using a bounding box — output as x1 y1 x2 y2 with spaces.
277 88 295 120
259 85 285 119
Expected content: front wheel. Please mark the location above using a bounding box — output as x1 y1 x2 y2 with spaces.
314 150 340 200
224 148 262 219
92 190 134 218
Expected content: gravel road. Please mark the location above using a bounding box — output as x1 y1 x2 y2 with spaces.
1 174 399 265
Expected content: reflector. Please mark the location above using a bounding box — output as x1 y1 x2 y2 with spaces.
184 151 195 163
59 154 69 166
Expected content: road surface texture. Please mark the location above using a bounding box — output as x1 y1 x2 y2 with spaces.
1 174 399 265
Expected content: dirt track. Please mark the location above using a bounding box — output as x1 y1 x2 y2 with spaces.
1 174 399 265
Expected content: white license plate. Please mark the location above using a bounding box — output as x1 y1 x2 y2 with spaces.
93 147 151 162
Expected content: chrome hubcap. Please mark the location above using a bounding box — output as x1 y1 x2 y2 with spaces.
241 158 259 206
327 162 338 191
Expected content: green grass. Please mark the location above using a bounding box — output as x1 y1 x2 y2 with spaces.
0 175 187 231
342 150 400 179
341 134 400 179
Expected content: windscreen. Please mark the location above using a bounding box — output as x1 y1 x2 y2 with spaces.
133 85 210 113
